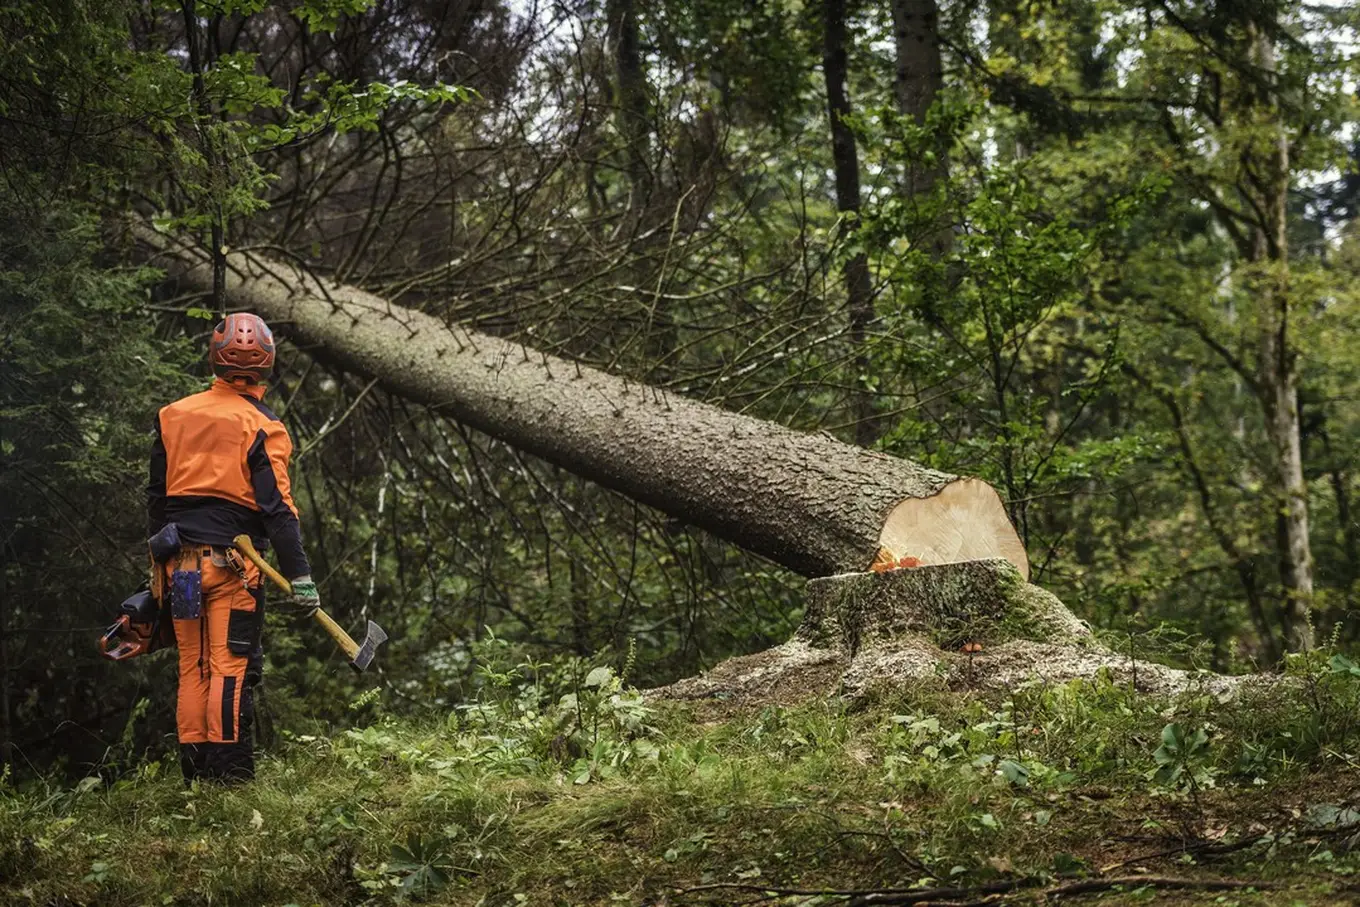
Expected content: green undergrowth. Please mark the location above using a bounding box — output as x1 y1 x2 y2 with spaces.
2 645 1358 906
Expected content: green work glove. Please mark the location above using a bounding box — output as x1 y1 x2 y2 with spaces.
289 576 321 618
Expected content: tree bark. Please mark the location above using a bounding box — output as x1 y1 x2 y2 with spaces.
890 2 943 163
137 224 1028 581
1320 431 1357 616
890 0 941 123
821 0 879 448
889 0 949 257
605 0 651 216
179 0 226 317
1247 23 1313 650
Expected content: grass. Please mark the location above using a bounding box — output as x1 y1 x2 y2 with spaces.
1 650 1357 906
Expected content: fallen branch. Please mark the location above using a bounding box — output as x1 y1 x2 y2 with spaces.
1098 835 1263 873
676 874 1275 906
1028 875 1272 901
675 879 1036 904
850 875 1273 905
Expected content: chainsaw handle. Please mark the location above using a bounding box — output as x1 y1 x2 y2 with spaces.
98 616 141 661
231 534 292 594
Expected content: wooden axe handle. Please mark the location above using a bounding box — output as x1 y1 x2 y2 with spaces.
232 534 360 661
232 534 293 593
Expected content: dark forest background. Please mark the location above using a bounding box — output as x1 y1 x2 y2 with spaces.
1 0 1356 776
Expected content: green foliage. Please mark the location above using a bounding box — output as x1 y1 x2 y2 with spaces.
293 0 374 33
1331 654 1360 678
1 660 1357 904
0 1 156 199
145 2 471 244
859 99 1172 554
1151 722 1211 787
388 832 458 895
652 0 814 130
243 79 473 151
840 1 1360 659
0 205 198 766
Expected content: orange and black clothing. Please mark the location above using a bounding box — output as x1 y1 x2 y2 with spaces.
149 380 310 579
147 378 310 782
163 545 264 782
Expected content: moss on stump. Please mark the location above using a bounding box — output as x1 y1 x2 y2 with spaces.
798 559 1090 652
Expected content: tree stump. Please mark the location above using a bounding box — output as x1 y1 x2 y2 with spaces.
655 560 1252 709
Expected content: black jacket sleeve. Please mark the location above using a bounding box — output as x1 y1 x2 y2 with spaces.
247 426 312 579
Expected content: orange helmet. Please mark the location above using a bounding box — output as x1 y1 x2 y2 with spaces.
211 313 275 384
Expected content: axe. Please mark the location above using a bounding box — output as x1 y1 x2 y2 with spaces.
232 535 388 672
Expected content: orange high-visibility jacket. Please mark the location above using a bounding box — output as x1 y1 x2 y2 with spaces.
148 379 311 578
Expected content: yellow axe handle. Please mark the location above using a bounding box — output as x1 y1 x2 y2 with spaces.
232 534 360 661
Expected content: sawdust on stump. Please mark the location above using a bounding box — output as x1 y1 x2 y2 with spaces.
651 559 1265 712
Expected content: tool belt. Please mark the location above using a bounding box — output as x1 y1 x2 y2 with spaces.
101 526 258 664
151 523 252 604
158 539 264 683
163 545 254 611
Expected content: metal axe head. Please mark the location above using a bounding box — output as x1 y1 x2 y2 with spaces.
348 620 389 672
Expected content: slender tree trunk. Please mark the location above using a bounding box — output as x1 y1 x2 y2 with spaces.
1123 364 1284 663
888 0 956 449
821 0 879 447
1318 430 1357 618
890 0 942 120
1248 23 1313 650
605 0 651 217
889 0 948 251
1327 464 1357 613
137 225 1030 581
180 0 226 316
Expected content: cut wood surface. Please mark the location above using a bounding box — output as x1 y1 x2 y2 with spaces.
137 226 1028 579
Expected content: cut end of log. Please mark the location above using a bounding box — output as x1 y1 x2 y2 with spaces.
876 477 1030 580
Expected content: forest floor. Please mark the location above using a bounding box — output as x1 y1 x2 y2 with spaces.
2 652 1358 906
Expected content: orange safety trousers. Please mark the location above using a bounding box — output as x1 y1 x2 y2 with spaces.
162 546 263 783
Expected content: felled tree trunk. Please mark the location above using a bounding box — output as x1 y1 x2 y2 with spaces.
136 225 1028 580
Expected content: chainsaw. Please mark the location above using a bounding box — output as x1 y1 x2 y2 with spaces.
98 585 169 661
